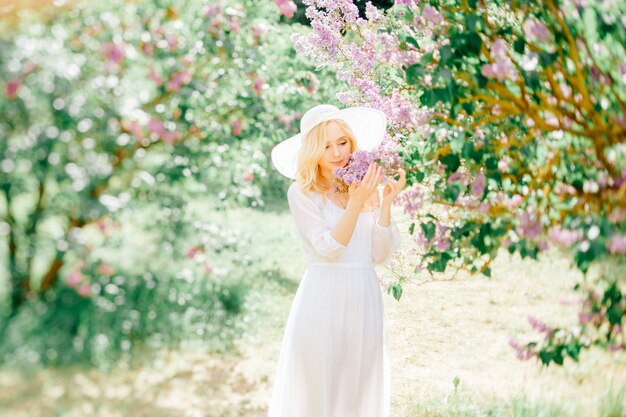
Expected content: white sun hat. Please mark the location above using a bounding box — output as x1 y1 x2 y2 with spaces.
270 104 387 179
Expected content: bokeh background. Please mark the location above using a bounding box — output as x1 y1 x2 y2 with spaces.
0 1 625 416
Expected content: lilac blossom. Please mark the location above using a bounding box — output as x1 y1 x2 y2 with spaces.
607 234 626 254
528 315 553 336
481 59 515 82
517 211 541 238
548 226 584 247
422 5 443 25
275 0 297 18
471 171 486 197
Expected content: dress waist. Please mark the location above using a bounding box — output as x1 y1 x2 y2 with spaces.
308 261 374 269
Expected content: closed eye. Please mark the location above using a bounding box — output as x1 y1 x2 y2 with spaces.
326 141 348 149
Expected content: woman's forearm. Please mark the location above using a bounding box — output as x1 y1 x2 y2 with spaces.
330 199 363 247
377 202 391 227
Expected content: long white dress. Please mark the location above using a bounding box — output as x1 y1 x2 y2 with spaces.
267 182 402 417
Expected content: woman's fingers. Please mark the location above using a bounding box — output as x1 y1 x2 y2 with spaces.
364 163 379 188
361 162 375 185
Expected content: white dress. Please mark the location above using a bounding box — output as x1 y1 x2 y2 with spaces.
267 182 402 417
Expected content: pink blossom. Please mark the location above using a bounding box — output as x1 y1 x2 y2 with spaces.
141 42 154 56
204 4 220 17
78 283 91 297
336 91 354 104
517 211 541 238
491 39 508 60
148 67 163 85
252 24 267 37
436 238 451 250
523 19 551 43
121 119 144 140
253 76 264 95
66 271 83 287
481 59 515 82
97 263 114 275
161 130 181 144
6 78 22 99
229 17 241 32
527 315 552 335
275 0 297 18
472 171 486 197
477 202 491 214
422 5 443 25
166 69 192 92
305 73 320 93
365 2 383 22
232 120 242 136
607 234 626 254
148 118 166 136
101 42 125 70
498 159 508 171
502 194 523 210
205 263 214 274
187 246 203 259
166 36 178 50
243 171 254 182
548 226 584 247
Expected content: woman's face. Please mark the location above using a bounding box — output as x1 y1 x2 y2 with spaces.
318 120 352 177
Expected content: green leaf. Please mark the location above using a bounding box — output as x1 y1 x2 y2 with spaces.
539 52 558 67
444 182 462 202
441 153 461 173
607 304 622 325
482 267 491 277
406 36 420 49
466 32 482 55
539 350 552 365
513 37 525 54
440 45 453 65
409 222 415 235
405 64 426 85
427 252 453 273
420 51 434 65
388 282 403 301
466 13 479 32
421 221 436 241
485 156 498 170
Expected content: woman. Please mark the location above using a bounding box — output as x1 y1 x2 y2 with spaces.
267 104 405 417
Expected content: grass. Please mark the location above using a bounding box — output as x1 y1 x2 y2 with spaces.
1 201 625 416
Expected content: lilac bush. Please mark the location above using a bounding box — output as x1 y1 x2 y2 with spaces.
293 0 626 365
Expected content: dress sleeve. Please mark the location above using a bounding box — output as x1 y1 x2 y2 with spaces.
372 209 402 265
287 183 348 261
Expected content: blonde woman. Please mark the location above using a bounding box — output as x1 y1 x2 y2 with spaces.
268 104 406 417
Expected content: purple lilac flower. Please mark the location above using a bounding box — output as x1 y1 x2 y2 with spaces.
332 147 403 191
527 315 552 335
522 19 551 43
607 234 626 254
517 211 541 238
547 226 584 247
422 5 443 25
471 171 486 197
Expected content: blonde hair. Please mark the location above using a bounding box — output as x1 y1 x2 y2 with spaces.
295 119 358 195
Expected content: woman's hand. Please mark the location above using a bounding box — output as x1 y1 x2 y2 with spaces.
348 162 383 207
382 168 406 207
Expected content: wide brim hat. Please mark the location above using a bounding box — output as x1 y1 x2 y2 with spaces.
271 104 387 179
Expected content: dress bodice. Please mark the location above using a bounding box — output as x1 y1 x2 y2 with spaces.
286 182 401 266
